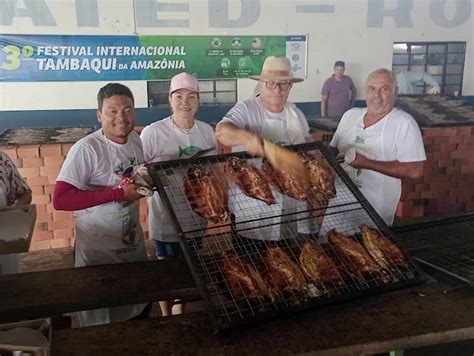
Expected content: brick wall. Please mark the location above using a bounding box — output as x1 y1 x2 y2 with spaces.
396 125 474 220
1 143 76 250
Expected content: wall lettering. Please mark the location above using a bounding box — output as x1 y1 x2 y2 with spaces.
0 0 471 29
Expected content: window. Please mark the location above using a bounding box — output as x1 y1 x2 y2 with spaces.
147 79 237 107
392 41 466 95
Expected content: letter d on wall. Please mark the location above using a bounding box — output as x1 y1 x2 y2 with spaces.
209 0 260 28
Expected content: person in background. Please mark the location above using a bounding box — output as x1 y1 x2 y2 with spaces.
321 60 357 118
140 72 217 316
0 151 32 274
329 68 426 226
53 83 149 327
395 70 441 95
216 56 315 241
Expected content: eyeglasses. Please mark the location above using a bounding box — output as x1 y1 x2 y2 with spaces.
263 81 292 90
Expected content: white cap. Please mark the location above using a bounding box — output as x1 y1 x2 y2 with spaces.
169 72 199 94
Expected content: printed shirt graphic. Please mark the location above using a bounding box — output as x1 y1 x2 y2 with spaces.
179 145 203 158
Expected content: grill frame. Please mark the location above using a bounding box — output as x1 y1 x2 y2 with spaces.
395 213 474 288
147 142 426 331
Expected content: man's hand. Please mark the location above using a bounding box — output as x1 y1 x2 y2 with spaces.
122 183 143 201
427 85 441 95
244 132 265 156
350 151 368 169
349 152 423 180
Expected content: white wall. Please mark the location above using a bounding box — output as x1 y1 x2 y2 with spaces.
0 0 472 111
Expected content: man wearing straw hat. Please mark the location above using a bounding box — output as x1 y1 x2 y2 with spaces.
216 56 314 241
216 56 311 153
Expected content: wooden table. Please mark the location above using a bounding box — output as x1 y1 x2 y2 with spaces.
0 258 197 323
51 281 474 355
2 257 473 355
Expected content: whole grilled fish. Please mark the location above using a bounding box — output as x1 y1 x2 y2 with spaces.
264 246 308 298
328 229 389 284
360 224 407 270
299 239 343 291
262 158 307 201
220 252 276 303
228 156 276 205
305 154 336 199
183 165 229 224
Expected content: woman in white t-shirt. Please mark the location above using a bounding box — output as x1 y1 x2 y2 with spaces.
140 72 217 316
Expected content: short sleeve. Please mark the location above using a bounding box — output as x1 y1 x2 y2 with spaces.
56 142 95 189
217 101 250 130
395 117 426 162
321 79 330 96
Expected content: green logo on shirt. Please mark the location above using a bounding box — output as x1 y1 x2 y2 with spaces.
355 136 365 145
179 145 202 158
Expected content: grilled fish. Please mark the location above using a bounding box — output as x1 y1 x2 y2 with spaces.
262 158 307 201
360 224 407 270
228 156 276 205
305 154 336 199
299 239 343 291
183 165 229 224
306 191 330 226
220 252 275 303
264 246 308 297
328 229 387 283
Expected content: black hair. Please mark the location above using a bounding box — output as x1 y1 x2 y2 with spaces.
97 83 134 111
334 61 345 68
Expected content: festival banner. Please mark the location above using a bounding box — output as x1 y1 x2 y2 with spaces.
0 34 307 82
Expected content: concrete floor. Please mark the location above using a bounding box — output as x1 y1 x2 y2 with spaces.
19 244 474 355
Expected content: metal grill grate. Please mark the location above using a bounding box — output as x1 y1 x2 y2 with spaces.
148 142 424 330
0 127 95 145
395 214 474 287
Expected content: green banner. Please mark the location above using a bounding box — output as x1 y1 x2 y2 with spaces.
0 34 306 82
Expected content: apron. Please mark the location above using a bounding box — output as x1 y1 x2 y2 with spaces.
0 186 20 275
148 121 212 242
342 111 399 226
229 107 311 240
74 134 147 327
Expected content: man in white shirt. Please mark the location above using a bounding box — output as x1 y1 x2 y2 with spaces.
396 70 441 95
54 83 149 326
329 68 426 226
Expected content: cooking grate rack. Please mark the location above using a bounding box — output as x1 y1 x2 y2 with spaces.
148 142 424 330
395 214 474 287
0 127 95 145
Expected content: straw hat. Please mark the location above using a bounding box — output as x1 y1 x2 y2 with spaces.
249 56 303 82
169 72 199 93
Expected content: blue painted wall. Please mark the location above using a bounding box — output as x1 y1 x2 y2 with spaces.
0 101 323 133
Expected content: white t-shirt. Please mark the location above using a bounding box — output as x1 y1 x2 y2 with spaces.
140 116 217 242
58 129 144 190
218 96 311 152
330 107 426 225
56 129 147 260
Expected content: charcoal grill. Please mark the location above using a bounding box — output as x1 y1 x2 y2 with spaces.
395 214 474 288
0 127 95 145
147 142 424 330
